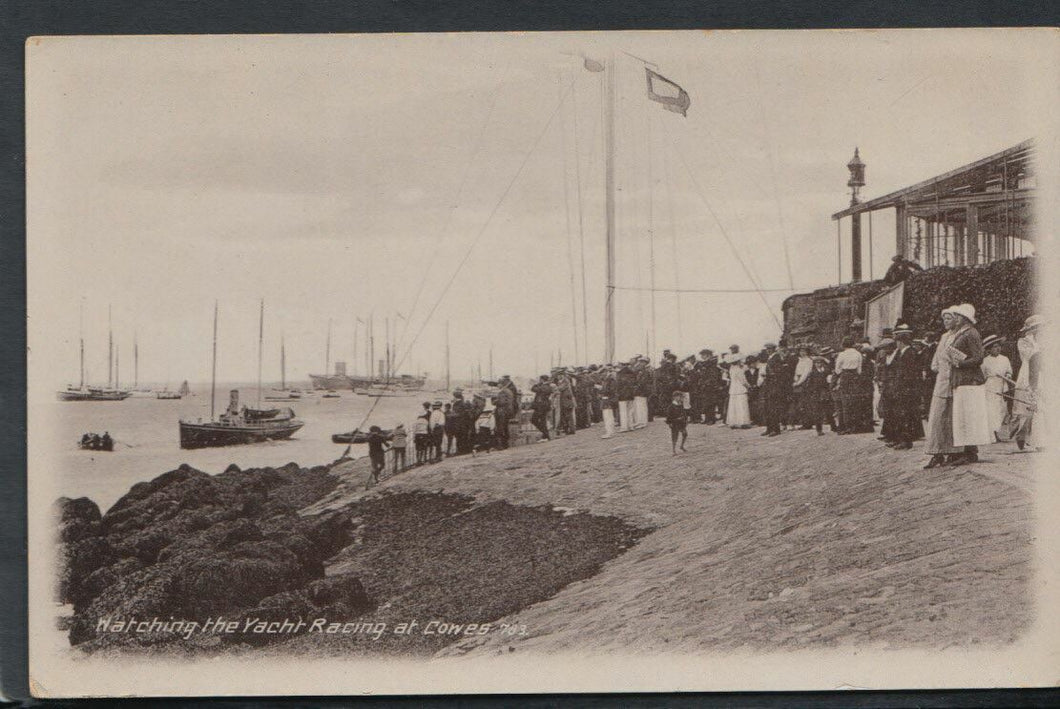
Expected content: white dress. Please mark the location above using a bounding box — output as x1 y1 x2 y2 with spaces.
981 354 1012 435
726 363 751 427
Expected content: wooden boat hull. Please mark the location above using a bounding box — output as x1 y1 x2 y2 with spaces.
179 420 304 449
57 389 131 401
331 428 390 445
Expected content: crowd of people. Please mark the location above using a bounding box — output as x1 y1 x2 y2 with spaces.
362 307 1044 485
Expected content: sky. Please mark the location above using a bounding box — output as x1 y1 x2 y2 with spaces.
26 29 1056 387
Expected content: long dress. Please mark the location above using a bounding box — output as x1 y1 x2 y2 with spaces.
726 363 751 427
925 329 962 455
981 353 1012 437
1013 334 1039 445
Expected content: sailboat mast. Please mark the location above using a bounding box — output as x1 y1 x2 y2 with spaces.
385 317 390 380
489 345 493 381
107 305 113 387
79 300 84 389
369 312 375 379
133 333 138 388
352 316 358 377
210 301 218 420
604 53 617 363
280 334 286 391
115 345 120 389
445 319 450 392
325 319 332 375
257 299 264 407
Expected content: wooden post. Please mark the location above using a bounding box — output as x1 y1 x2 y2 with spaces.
966 205 979 265
851 212 862 282
924 219 934 268
895 204 908 259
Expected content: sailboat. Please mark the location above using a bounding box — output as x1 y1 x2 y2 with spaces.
265 335 302 400
57 303 131 401
178 301 303 449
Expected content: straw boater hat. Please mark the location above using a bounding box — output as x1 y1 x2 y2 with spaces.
982 334 1005 349
947 303 977 324
1020 314 1045 333
893 323 914 337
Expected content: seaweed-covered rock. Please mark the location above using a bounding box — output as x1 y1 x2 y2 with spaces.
57 462 357 649
55 497 102 544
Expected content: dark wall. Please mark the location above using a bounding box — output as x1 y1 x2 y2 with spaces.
783 257 1037 349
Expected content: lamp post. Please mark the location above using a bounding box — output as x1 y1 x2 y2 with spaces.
846 147 866 282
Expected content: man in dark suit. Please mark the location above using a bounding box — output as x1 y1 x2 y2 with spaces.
888 324 924 450
761 342 790 436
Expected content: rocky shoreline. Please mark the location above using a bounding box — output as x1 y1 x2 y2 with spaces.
56 455 649 655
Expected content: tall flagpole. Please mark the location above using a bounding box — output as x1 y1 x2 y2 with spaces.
445 320 450 392
604 51 617 364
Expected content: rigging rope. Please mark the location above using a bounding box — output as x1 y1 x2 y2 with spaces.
559 72 581 364
614 285 801 293
661 133 684 353
351 78 579 433
394 61 511 357
660 119 783 330
646 98 657 360
571 74 591 366
752 59 796 290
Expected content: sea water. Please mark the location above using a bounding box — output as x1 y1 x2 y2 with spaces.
40 384 440 510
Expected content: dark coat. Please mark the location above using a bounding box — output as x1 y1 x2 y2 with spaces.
634 367 653 397
616 369 636 401
665 402 688 426
892 345 922 397
948 325 986 389
531 382 553 411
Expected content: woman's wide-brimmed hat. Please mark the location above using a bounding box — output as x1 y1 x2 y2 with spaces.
982 334 1005 349
1020 314 1045 333
948 303 977 324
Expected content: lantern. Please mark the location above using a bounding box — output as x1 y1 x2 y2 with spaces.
847 147 866 204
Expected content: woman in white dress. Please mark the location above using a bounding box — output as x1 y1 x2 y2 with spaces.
726 357 752 428
1013 315 1043 450
980 334 1012 440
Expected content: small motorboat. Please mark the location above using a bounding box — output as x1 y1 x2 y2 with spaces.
331 428 390 445
79 432 114 451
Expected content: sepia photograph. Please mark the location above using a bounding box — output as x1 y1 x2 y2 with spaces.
24 29 1060 696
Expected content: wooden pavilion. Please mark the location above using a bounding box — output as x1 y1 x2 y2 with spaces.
832 140 1035 274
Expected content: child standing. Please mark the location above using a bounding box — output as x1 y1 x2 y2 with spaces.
412 415 429 465
804 357 832 435
391 423 407 473
665 390 689 455
365 425 390 488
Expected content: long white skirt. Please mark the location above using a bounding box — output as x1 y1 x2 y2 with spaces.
953 385 993 447
727 393 750 427
602 407 616 438
984 377 1007 435
617 400 633 432
633 396 649 429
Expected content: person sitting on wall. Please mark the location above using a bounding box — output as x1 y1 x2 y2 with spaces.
884 254 924 285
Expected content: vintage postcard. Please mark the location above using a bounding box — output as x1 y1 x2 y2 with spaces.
25 29 1060 696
